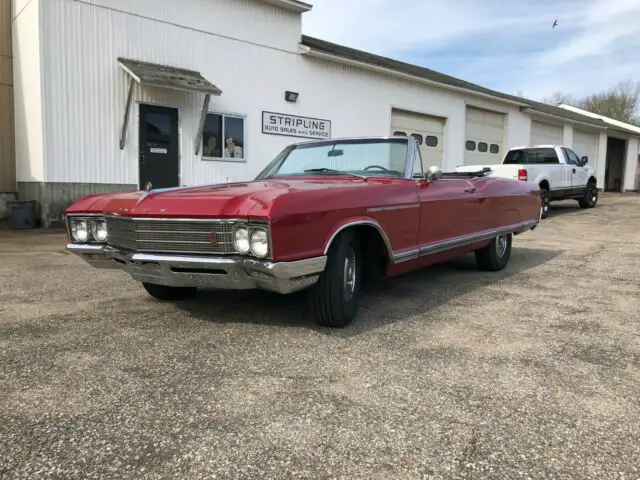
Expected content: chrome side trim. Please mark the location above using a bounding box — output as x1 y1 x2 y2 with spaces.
323 219 394 260
391 219 540 263
366 203 420 213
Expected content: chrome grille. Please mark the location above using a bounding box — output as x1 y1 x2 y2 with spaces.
105 216 239 254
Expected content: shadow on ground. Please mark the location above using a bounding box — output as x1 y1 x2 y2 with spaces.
174 246 564 336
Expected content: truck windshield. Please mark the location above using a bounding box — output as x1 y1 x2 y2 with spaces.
255 138 409 179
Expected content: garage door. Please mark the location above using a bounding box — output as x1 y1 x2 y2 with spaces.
531 120 563 146
391 109 445 169
464 106 506 166
572 129 598 165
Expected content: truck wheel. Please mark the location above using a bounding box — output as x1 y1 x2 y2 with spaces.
310 230 362 328
540 186 550 219
475 233 512 271
142 282 198 301
578 180 598 209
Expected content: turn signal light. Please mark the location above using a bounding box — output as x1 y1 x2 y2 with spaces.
518 169 528 181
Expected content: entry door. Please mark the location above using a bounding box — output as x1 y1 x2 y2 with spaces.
138 104 180 190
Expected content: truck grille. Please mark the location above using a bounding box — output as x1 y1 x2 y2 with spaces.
105 216 237 254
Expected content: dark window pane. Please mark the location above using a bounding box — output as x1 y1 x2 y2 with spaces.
223 116 244 159
504 147 559 165
410 133 423 145
489 144 499 154
425 135 438 147
203 114 223 158
393 131 407 136
465 140 476 151
478 142 488 153
146 113 171 144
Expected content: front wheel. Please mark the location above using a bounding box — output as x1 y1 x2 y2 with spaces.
578 181 598 209
142 282 198 301
475 233 512 271
310 230 362 328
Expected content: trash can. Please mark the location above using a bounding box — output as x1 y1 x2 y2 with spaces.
7 200 37 230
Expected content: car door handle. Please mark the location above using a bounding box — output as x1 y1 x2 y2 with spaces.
464 187 477 193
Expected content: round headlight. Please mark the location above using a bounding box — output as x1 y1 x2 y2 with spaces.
91 219 108 243
234 226 250 253
71 219 89 242
250 228 269 258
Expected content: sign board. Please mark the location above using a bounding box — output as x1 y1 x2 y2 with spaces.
262 111 331 140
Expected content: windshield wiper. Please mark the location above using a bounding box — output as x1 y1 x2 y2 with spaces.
304 168 367 180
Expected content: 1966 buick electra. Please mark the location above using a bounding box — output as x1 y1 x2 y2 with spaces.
64 136 541 327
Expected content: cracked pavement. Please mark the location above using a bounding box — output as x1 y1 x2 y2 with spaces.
1 194 639 479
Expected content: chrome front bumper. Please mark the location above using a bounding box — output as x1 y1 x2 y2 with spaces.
66 244 327 294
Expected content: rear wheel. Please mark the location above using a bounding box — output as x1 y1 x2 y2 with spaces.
310 230 362 328
142 282 198 301
540 185 550 219
475 233 512 271
578 180 598 209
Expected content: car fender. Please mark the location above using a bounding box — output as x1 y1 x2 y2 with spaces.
323 215 394 261
532 171 551 188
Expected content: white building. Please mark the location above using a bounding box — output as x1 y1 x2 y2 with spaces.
8 0 640 224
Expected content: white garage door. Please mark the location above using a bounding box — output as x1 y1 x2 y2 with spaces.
572 129 598 165
464 106 506 166
531 120 563 146
391 109 445 169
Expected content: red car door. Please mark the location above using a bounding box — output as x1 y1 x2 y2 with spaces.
414 177 482 261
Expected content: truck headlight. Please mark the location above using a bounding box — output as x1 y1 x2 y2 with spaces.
90 218 108 243
250 228 269 258
70 218 89 242
233 226 250 253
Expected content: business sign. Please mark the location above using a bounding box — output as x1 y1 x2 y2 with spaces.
262 111 331 140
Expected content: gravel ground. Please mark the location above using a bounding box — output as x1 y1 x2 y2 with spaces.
1 194 639 479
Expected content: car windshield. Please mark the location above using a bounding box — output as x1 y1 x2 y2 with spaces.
255 138 409 179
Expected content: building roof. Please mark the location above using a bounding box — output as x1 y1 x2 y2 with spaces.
558 104 640 136
299 35 624 132
260 0 312 13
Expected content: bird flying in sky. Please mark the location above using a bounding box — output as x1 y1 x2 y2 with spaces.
552 19 558 28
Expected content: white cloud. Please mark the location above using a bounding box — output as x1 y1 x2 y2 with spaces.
301 0 640 100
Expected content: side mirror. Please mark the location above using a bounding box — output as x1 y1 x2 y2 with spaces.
426 165 443 181
581 156 588 164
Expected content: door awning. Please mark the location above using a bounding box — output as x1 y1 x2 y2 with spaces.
117 58 222 152
118 57 222 95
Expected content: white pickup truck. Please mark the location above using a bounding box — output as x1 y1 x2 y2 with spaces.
455 145 598 218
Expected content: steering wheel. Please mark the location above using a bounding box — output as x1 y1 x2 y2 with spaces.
364 165 391 172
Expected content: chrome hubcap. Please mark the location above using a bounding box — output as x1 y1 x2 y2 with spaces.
495 235 508 257
343 250 356 302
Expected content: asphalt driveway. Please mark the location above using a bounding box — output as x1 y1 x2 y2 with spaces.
1 194 639 479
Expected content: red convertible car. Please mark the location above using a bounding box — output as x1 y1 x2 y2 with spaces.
64 136 541 327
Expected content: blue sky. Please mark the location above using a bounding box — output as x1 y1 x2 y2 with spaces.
301 0 640 101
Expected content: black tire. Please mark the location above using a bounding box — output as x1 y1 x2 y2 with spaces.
578 180 598 209
540 185 550 219
475 233 512 271
142 282 198 301
310 230 362 328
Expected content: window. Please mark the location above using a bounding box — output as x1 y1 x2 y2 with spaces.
489 144 500 154
503 148 559 165
478 142 488 153
563 148 581 165
393 131 407 136
465 140 476 151
425 135 438 147
410 133 423 145
202 112 245 161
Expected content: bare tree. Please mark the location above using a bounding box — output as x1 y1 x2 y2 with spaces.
541 80 640 126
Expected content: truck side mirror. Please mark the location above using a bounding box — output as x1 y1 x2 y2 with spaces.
581 156 588 164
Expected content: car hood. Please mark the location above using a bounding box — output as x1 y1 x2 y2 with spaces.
95 178 369 219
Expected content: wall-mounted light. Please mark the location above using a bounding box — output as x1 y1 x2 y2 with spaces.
285 90 299 103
